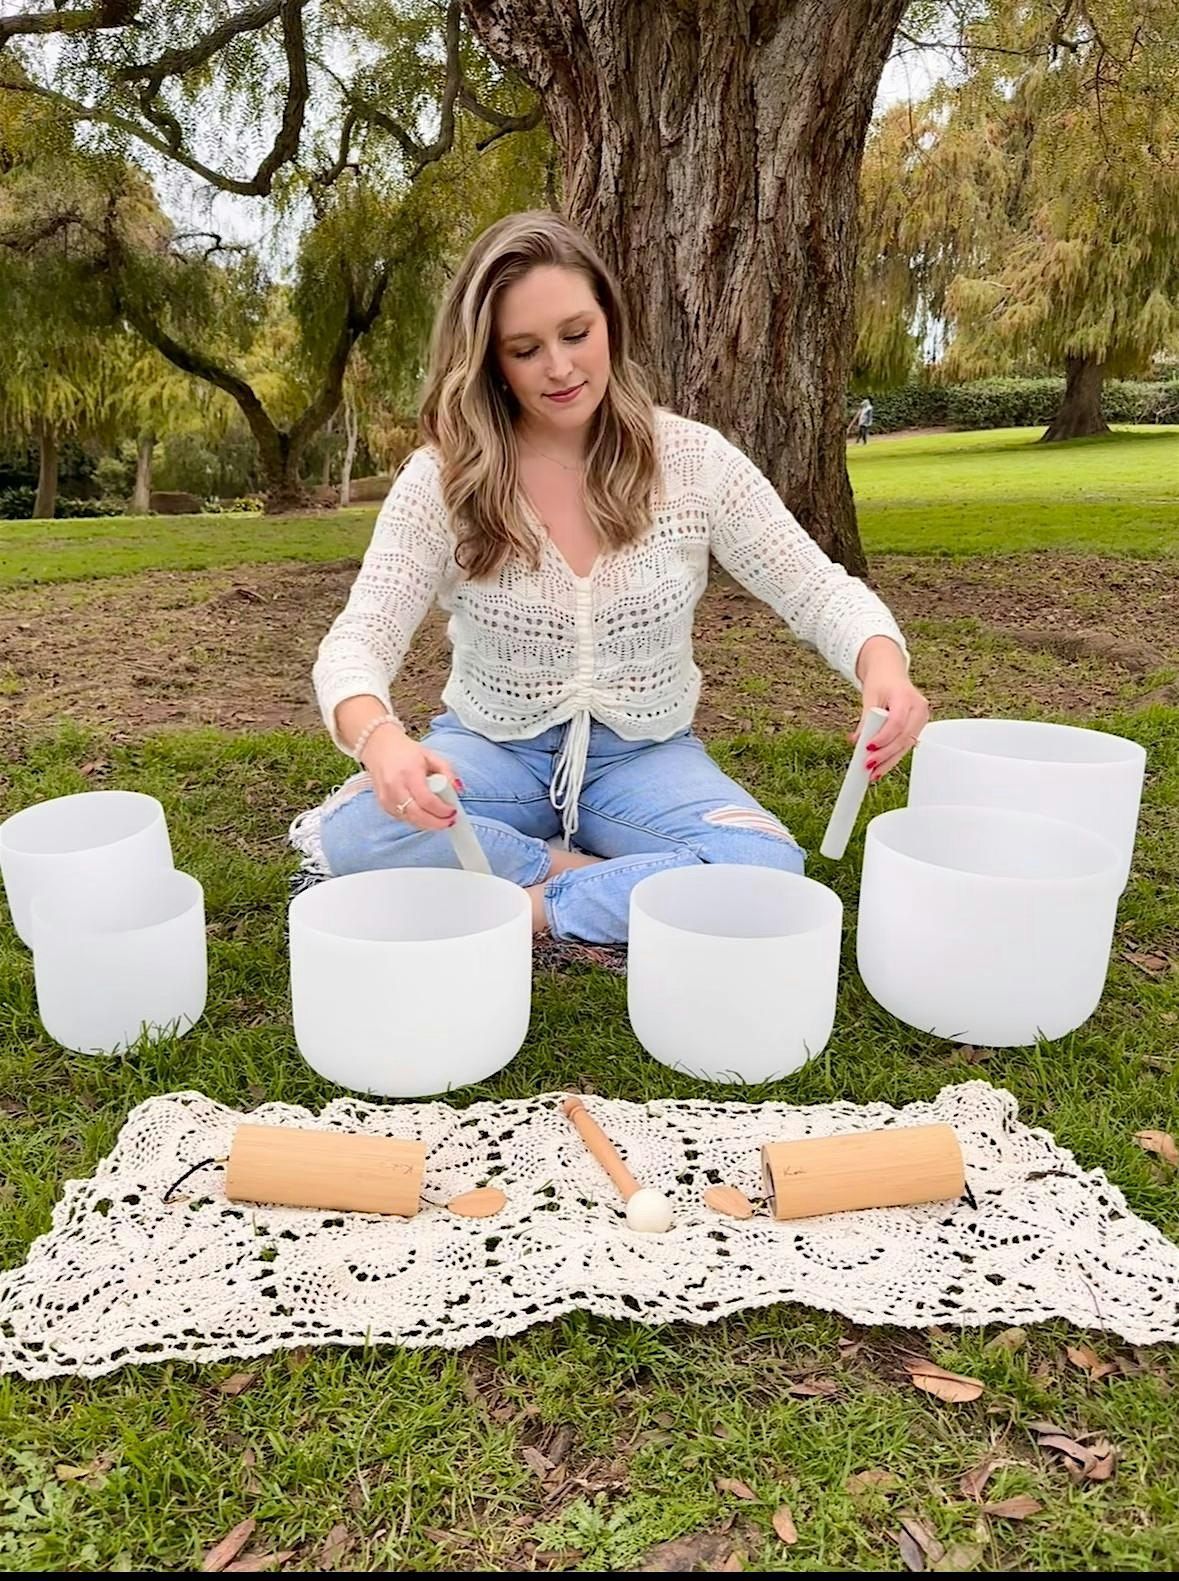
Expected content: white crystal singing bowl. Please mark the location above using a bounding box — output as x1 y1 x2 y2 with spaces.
289 867 533 1097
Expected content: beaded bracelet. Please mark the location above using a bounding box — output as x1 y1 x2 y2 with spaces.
350 712 400 763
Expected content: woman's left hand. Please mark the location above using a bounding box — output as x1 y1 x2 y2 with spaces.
852 636 930 781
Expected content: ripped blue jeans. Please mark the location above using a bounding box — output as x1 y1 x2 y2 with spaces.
319 712 805 944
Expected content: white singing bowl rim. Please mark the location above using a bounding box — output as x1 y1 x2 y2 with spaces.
289 866 530 946
0 789 167 857
916 718 1146 770
30 869 203 938
867 804 1122 887
631 863 842 941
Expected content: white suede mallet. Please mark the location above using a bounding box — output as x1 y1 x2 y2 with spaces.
562 1097 673 1233
426 772 493 875
819 705 890 861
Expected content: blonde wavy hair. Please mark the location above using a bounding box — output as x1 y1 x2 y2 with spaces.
418 210 659 580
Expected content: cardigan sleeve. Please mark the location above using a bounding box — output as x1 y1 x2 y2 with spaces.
312 447 453 751
704 426 908 687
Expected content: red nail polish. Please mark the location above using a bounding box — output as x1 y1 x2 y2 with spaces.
866 758 877 771
454 779 465 790
867 742 879 751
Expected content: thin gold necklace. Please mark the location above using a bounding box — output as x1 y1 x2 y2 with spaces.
519 437 585 473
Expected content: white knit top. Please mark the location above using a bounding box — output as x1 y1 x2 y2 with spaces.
313 409 908 837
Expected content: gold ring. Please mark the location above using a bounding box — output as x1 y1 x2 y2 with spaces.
394 795 416 816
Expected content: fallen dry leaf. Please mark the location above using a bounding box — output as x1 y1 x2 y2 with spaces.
985 1327 1027 1355
716 1478 757 1501
216 1372 257 1397
1066 1344 1120 1381
983 1496 1044 1520
718 1555 744 1572
959 1045 993 1064
1134 1130 1179 1168
786 1378 839 1398
1123 951 1171 977
771 1504 798 1545
847 1468 900 1496
79 759 110 778
897 1528 927 1572
318 1524 355 1569
903 1358 985 1404
932 1541 983 1571
899 1515 945 1564
1035 1429 1117 1483
55 1458 111 1482
640 1532 735 1571
223 1552 295 1574
1037 1431 1093 1465
959 1456 998 1501
521 1445 553 1478
1086 1439 1117 1482
201 1519 257 1573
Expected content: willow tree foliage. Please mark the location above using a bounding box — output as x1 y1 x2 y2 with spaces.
857 0 1179 439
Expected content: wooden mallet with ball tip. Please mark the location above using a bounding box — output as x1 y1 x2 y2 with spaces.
561 1097 673 1233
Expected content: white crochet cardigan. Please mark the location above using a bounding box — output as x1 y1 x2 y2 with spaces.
313 409 908 837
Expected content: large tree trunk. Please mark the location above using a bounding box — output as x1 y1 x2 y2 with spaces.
33 419 58 520
1041 356 1109 443
130 429 154 514
465 0 906 576
258 430 312 513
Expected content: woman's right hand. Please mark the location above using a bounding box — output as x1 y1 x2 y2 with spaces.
360 725 459 832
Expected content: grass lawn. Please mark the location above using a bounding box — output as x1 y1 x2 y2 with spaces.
853 427 1179 557
0 507 378 589
0 427 1177 1571
0 426 1175 592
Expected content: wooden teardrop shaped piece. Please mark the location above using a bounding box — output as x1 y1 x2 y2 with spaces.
703 1185 755 1220
447 1187 508 1218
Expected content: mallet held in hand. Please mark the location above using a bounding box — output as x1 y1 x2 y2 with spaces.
427 773 492 875
562 1096 673 1233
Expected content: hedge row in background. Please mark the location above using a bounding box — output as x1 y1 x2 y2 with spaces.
855 377 1179 433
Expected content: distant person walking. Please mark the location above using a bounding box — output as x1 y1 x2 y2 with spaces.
849 396 874 444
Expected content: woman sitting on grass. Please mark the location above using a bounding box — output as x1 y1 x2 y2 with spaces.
309 211 928 944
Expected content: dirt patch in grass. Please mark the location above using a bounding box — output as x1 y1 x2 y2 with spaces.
0 553 1175 746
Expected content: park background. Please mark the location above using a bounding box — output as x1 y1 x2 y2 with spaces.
0 1 1176 1572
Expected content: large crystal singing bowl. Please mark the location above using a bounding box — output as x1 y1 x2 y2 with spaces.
857 805 1122 1048
0 790 173 948
289 868 533 1097
32 869 207 1055
909 719 1145 891
627 864 843 1083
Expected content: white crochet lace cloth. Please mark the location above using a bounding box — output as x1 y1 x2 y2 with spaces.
2 1082 1174 1379
311 410 907 836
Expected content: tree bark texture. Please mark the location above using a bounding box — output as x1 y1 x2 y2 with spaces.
1041 355 1109 443
131 428 154 513
33 419 58 519
464 0 907 575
